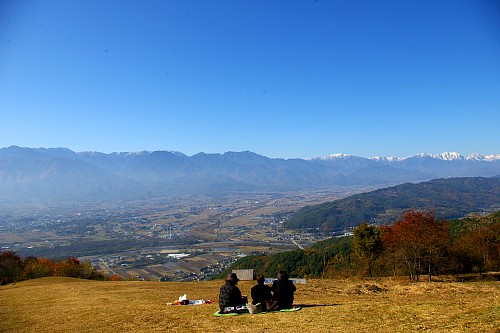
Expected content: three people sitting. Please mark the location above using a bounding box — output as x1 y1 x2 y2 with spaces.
219 271 296 314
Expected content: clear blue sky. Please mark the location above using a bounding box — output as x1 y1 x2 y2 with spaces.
1 0 499 159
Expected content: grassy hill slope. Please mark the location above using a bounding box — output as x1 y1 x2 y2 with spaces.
1 277 499 332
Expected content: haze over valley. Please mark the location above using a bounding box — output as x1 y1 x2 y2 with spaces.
1 146 499 280
1 188 365 281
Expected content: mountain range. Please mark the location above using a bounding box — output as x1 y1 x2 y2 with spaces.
1 146 499 203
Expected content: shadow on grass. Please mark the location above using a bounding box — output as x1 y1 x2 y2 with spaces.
296 303 341 308
433 272 500 282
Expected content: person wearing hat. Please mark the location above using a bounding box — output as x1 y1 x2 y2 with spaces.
218 272 247 313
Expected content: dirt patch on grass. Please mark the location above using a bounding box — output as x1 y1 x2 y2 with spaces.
347 283 388 295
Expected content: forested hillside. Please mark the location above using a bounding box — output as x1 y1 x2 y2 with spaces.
217 236 352 280
218 211 500 281
285 177 500 231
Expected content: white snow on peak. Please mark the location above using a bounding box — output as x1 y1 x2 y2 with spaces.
465 153 483 161
426 152 500 161
369 152 500 162
483 154 500 161
464 153 500 161
392 152 466 161
108 150 152 156
308 153 354 160
369 156 404 162
434 152 463 160
166 151 187 157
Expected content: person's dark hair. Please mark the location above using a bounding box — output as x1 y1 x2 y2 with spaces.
255 274 265 285
226 272 239 285
277 270 289 281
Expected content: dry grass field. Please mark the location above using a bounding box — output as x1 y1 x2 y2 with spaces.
1 276 499 333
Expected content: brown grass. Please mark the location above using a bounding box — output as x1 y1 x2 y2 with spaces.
1 277 499 333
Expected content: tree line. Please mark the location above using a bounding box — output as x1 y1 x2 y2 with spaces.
218 210 500 281
0 253 120 284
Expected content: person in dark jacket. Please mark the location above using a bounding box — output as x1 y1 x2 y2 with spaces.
218 273 246 312
250 274 272 310
270 271 296 310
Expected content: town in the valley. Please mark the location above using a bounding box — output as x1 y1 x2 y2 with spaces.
0 186 373 281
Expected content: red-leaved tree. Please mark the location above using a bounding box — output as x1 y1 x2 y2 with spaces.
383 210 449 281
23 256 56 280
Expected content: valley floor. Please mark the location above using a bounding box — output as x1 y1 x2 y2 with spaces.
1 276 499 332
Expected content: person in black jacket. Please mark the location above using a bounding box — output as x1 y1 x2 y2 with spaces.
218 273 246 313
250 274 272 310
270 271 296 310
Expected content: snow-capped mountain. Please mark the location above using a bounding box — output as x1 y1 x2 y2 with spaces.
483 154 500 161
308 153 356 160
368 152 500 162
1 146 499 203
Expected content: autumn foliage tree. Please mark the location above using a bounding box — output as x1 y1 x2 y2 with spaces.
382 210 449 281
450 221 500 275
0 251 115 283
23 256 56 279
0 251 24 284
55 257 84 278
54 257 110 280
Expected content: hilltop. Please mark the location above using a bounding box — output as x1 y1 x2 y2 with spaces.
1 276 499 332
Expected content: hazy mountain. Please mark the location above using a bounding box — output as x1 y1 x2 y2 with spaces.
1 146 499 203
368 152 500 178
0 146 146 202
285 177 500 231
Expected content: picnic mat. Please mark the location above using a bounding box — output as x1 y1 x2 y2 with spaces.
213 306 302 317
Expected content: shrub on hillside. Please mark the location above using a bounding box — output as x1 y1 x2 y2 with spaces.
55 257 83 278
23 256 56 279
1 252 113 284
0 251 24 284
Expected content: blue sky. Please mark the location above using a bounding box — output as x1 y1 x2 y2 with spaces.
1 0 499 159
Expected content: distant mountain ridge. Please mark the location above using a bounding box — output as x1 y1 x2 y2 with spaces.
286 177 500 231
1 146 499 203
313 152 500 162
